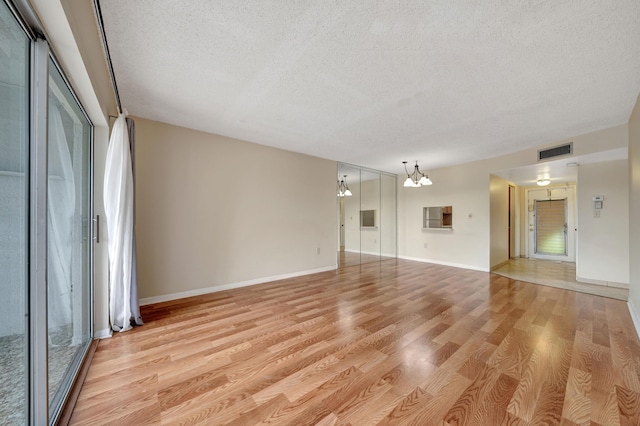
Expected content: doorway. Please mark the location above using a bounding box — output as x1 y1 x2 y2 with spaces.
508 185 515 259
527 186 576 262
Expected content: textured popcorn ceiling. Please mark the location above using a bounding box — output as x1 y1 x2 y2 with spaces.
100 1 640 173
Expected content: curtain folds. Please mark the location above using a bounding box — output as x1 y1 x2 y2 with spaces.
48 106 75 334
104 112 142 332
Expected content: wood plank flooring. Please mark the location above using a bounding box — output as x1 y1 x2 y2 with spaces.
70 259 640 425
493 258 629 301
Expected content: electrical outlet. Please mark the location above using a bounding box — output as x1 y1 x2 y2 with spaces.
315 247 320 254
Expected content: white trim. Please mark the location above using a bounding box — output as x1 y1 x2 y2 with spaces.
344 249 396 257
94 328 112 339
576 276 630 288
398 255 489 272
360 250 397 257
490 260 509 271
139 265 337 306
627 299 640 340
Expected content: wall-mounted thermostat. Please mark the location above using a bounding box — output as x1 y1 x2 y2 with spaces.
593 195 604 210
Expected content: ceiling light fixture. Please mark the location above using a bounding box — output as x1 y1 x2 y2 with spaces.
537 178 551 186
403 161 432 187
337 175 352 197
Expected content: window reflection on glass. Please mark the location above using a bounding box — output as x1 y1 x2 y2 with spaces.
0 2 29 423
47 59 91 415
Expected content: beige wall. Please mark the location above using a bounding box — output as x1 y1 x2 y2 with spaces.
577 160 629 286
134 117 337 301
398 161 490 270
629 93 640 326
398 124 628 271
490 175 510 269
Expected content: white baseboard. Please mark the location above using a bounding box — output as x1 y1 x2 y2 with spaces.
139 265 337 306
490 260 509 271
359 250 397 257
397 255 489 272
628 299 640 340
576 276 630 288
94 328 112 339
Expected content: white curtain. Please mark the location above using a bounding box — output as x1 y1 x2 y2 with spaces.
48 106 75 335
104 112 142 331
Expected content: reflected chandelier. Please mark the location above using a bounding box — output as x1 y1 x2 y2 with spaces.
403 161 432 187
337 175 352 197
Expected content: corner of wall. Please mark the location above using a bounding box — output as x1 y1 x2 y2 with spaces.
627 299 640 340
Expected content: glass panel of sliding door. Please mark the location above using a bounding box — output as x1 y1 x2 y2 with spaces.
47 59 92 418
0 1 29 423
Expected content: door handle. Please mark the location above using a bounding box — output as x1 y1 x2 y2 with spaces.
93 215 100 243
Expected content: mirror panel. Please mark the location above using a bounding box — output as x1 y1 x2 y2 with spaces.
360 169 381 264
381 173 397 260
338 164 361 267
338 163 396 267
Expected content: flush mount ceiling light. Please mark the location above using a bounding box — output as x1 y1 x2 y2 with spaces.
537 178 551 186
403 161 432 187
337 175 352 197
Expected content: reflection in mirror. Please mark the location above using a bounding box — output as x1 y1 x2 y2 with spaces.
381 173 397 260
338 163 397 267
360 210 375 227
338 164 361 267
360 169 381 265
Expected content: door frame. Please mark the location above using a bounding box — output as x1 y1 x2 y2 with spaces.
526 185 576 262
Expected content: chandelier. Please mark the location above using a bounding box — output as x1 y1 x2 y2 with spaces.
403 161 432 187
337 175 352 196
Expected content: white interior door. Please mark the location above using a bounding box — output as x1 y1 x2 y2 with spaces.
527 186 576 262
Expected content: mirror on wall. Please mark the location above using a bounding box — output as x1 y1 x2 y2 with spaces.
338 163 361 267
381 173 397 260
360 168 381 265
337 162 396 267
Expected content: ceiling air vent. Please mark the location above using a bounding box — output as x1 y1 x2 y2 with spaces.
538 142 572 161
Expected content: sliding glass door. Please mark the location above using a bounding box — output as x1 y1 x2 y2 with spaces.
0 1 29 423
0 2 94 423
47 59 92 417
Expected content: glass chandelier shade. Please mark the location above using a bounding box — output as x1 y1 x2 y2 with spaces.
337 175 352 196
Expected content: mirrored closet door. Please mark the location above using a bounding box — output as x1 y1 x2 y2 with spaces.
337 163 397 267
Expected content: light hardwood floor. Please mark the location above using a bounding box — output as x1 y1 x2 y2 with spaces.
493 258 629 301
70 260 640 425
338 250 396 268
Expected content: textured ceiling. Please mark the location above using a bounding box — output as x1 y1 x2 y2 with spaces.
100 1 640 174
